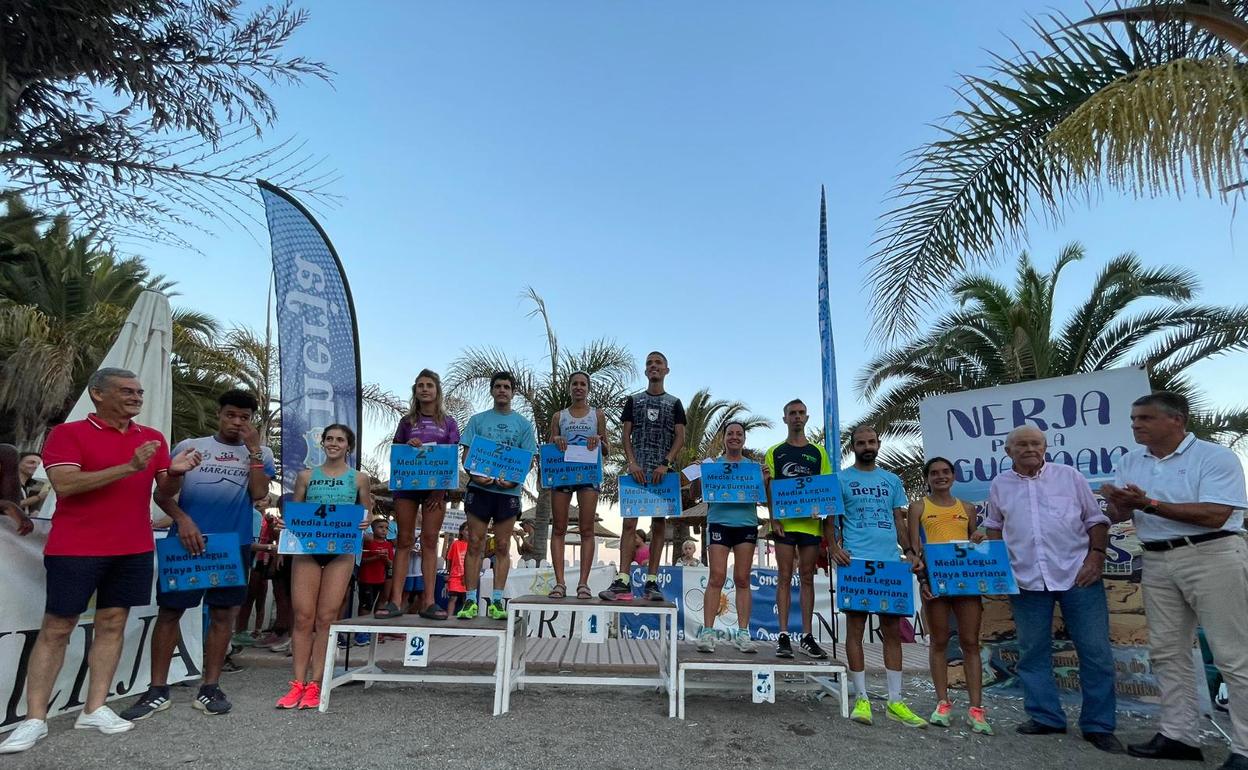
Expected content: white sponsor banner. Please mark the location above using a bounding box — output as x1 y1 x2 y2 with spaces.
0 523 203 732
918 367 1149 501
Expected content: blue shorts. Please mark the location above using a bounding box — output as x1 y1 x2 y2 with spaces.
44 552 153 617
403 576 425 593
157 547 251 610
465 489 520 524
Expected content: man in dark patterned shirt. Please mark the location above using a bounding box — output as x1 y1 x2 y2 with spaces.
600 351 686 601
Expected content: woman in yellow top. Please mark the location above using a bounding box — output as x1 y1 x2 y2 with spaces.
906 456 992 735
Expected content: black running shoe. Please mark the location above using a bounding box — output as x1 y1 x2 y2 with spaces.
775 632 794 659
598 578 632 601
120 687 171 721
193 685 232 715
798 633 828 659
642 580 665 602
222 656 244 674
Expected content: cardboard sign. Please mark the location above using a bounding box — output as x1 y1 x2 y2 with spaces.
701 461 766 504
835 558 914 616
618 473 682 518
539 444 603 488
278 502 364 556
390 443 459 491
925 540 1019 596
156 532 245 592
770 473 845 518
463 436 533 484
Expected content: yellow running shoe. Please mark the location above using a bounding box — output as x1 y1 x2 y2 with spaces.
851 696 873 725
967 706 993 735
456 600 479 620
929 699 952 727
886 700 928 728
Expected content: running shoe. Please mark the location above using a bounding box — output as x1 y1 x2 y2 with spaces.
732 629 758 654
642 580 665 602
269 637 291 653
120 687 171 721
967 706 993 735
230 631 256 647
74 705 133 734
775 632 794 659
254 631 281 647
222 656 244 674
193 685 232 715
598 577 633 601
486 600 507 620
276 681 305 709
798 633 827 659
297 681 321 709
352 633 370 647
929 699 952 727
886 700 928 728
456 600 479 620
0 719 47 754
696 628 716 653
851 696 873 725
335 634 348 649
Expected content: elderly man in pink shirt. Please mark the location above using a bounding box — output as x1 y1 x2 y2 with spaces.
984 426 1122 754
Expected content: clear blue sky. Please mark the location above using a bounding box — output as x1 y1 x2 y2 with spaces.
142 1 1247 473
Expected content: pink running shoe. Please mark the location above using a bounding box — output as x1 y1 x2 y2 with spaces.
298 681 321 710
276 681 304 709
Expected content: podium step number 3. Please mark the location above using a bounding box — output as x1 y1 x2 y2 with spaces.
404 631 430 667
752 668 775 704
581 611 606 643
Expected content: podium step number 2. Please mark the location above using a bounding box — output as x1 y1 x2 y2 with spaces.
404 631 430 667
581 611 606 643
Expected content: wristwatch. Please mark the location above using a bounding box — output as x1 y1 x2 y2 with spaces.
1142 498 1160 514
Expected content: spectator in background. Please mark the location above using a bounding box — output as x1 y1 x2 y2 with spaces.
633 530 650 566
358 517 394 615
18 452 47 514
445 523 469 617
0 444 33 536
677 539 700 567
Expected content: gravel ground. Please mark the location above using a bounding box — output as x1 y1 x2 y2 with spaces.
2 649 1235 769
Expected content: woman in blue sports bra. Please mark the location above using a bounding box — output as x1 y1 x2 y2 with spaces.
275 423 371 711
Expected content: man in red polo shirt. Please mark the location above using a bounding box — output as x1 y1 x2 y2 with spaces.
0 368 201 755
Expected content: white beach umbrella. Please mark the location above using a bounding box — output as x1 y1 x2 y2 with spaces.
39 290 174 519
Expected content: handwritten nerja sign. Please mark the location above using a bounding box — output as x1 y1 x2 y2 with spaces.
918 368 1150 500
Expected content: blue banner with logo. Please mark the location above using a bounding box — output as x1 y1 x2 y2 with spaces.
701 461 765 504
390 443 459 491
836 558 914 616
817 187 842 465
260 181 362 494
156 532 245 592
618 473 682 518
538 444 603 488
463 436 533 484
770 473 845 518
925 541 1018 596
618 566 684 640
278 501 364 557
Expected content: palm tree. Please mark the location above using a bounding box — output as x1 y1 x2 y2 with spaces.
869 2 1248 338
446 287 637 557
856 244 1248 486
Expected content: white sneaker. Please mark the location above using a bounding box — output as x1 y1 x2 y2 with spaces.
0 719 48 753
696 629 716 653
74 705 133 734
270 638 291 653
733 629 758 654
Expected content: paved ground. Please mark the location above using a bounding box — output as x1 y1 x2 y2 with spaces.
3 648 1236 769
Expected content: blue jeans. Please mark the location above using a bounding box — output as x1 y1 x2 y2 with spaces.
1011 581 1116 733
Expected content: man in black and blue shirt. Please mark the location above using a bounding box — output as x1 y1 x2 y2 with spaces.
601 351 686 601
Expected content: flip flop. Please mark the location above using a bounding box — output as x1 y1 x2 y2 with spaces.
576 584 592 600
549 584 567 599
373 602 403 620
418 605 448 620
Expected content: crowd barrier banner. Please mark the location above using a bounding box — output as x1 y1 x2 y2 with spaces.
919 367 1159 702
0 524 203 732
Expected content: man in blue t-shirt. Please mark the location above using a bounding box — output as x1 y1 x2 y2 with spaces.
457 371 536 621
122 390 275 720
829 425 926 728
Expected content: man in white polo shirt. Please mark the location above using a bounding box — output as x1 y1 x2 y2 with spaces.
1101 391 1248 770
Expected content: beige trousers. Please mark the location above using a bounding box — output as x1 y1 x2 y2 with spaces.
1142 534 1248 753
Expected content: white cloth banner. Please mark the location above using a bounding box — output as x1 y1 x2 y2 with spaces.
0 523 202 732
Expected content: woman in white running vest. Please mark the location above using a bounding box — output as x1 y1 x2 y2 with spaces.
547 371 608 600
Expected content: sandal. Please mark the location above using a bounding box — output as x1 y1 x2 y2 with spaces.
418 604 448 621
549 584 567 599
576 584 592 600
373 602 403 619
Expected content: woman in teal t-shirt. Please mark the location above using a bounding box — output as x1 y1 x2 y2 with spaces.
275 424 372 711
693 421 762 655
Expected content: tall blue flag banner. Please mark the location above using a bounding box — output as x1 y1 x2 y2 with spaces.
818 187 841 463
259 181 362 493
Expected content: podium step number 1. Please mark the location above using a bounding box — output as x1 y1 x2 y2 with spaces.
581 611 606 643
404 631 430 667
